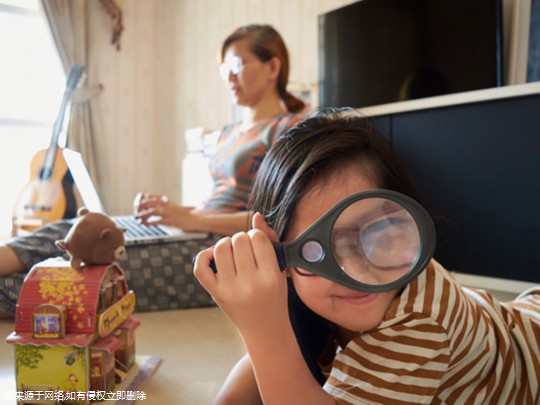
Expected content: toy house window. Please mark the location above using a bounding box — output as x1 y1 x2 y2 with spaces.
99 290 106 312
114 327 136 370
32 304 66 339
110 274 126 303
112 279 119 304
100 281 114 309
99 283 113 312
91 352 103 378
115 275 126 298
90 351 108 392
126 329 134 346
107 351 115 370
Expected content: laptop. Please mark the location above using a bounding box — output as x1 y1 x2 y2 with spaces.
63 149 209 245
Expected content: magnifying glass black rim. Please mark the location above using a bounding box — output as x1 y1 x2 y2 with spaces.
280 189 436 293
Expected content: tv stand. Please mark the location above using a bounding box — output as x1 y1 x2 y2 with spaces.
358 82 540 117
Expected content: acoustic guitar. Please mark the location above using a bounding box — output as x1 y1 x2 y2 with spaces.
12 65 86 236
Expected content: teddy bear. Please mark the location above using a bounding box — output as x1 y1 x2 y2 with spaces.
55 208 127 269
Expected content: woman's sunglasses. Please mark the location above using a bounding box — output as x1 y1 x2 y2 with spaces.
219 56 243 81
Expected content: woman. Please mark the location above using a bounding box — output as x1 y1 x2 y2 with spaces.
194 109 540 404
0 24 306 316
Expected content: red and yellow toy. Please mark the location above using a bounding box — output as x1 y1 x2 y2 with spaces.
5 209 139 404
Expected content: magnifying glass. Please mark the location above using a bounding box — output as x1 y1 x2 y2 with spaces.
209 189 436 293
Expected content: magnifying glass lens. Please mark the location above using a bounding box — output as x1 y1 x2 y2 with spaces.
332 198 420 285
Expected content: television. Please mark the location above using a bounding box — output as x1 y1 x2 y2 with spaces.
319 0 504 108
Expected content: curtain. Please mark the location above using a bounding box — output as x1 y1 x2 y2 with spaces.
39 0 100 187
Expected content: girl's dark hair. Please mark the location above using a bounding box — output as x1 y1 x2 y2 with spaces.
249 108 421 238
221 24 305 113
248 107 424 385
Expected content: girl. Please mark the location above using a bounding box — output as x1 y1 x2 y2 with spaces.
194 109 540 404
0 24 306 315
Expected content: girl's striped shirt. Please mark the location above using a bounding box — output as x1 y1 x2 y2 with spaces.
323 260 540 404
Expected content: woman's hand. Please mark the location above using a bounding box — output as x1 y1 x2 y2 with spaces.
194 213 289 337
133 192 198 230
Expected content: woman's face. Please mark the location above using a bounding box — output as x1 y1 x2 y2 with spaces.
221 38 279 108
285 165 401 333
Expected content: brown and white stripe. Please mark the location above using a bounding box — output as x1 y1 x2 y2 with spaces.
324 261 540 404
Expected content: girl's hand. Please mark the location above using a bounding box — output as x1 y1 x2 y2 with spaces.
194 213 289 336
133 192 198 230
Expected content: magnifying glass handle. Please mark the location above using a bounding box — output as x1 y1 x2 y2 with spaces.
206 243 287 273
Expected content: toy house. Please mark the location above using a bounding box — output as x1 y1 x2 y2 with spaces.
5 258 140 404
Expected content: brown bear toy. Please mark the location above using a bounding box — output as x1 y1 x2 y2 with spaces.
55 208 127 269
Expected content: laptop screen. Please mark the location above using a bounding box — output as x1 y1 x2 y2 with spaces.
63 149 105 214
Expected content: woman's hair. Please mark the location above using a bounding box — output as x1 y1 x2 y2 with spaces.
221 24 305 113
249 108 421 239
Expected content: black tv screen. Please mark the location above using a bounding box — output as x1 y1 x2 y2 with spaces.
319 0 504 108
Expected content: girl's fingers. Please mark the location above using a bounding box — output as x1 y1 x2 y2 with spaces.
213 237 237 280
193 247 218 291
248 229 280 274
196 228 280 297
231 232 258 277
252 212 280 243
251 213 282 273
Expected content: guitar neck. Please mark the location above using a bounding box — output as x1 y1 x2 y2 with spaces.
40 88 72 180
39 64 85 181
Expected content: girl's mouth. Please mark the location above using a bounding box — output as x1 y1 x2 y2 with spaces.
333 293 377 305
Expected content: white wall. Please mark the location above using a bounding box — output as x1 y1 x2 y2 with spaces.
87 0 356 215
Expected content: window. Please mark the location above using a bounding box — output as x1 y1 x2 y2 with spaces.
32 304 66 339
0 0 64 238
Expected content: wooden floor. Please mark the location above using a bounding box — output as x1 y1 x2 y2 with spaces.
0 307 245 404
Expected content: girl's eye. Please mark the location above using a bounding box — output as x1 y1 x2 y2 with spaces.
333 231 360 258
361 216 418 268
332 215 418 269
332 226 360 261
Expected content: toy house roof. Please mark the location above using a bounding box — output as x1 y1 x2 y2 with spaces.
92 334 121 353
5 316 140 348
118 316 141 331
5 331 94 347
14 258 127 335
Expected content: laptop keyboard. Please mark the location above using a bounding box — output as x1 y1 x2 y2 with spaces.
114 216 168 239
